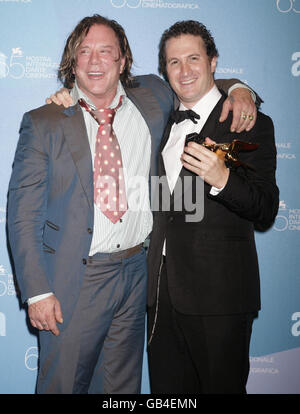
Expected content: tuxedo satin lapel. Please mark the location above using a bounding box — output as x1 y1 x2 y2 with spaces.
62 104 93 210
171 157 196 210
197 94 226 142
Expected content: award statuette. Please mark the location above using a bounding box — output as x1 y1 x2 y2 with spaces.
185 133 258 170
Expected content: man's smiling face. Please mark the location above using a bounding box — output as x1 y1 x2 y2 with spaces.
74 24 125 108
165 33 217 108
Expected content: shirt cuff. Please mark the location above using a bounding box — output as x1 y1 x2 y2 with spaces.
210 186 225 196
27 292 54 305
228 83 256 103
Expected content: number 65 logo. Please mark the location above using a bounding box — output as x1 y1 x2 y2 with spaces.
25 346 38 371
276 0 300 13
0 48 25 79
110 0 141 7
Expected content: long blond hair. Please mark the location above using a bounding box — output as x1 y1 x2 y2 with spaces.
58 15 133 88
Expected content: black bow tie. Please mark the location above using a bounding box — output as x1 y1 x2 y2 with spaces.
171 109 200 125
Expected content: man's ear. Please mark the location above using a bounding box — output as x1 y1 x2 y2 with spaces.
211 56 217 74
120 56 126 74
72 58 77 75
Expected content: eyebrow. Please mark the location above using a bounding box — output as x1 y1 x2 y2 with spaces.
167 53 201 62
79 44 114 49
167 56 178 62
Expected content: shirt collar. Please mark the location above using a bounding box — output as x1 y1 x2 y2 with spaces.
71 80 127 110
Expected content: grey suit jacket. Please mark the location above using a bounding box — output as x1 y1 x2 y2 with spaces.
7 74 173 329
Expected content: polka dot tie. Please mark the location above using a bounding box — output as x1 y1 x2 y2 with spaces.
79 97 128 223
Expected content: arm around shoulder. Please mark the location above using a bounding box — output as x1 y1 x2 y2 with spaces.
215 78 263 107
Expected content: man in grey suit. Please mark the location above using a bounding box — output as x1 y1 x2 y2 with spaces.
7 15 257 394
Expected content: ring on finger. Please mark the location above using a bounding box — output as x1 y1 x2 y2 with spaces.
248 115 254 121
241 112 247 120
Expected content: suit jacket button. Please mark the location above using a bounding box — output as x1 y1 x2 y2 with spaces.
87 228 93 234
82 258 87 265
169 216 174 222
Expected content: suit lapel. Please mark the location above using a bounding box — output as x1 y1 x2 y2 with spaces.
61 104 94 211
198 92 227 143
126 85 166 178
126 86 165 133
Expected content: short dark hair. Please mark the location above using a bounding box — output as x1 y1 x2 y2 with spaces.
158 20 219 81
58 14 133 88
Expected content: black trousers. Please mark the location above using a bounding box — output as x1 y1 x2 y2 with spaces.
147 263 256 394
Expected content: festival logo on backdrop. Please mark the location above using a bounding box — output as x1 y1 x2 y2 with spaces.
0 264 16 297
274 200 300 232
25 346 38 371
291 52 300 76
248 311 300 390
0 0 32 3
110 0 199 9
0 47 58 80
215 66 248 85
276 141 297 160
276 0 300 13
0 312 6 337
250 355 279 376
291 312 300 337
0 206 6 226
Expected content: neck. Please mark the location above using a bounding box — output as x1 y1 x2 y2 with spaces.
180 83 217 110
74 81 119 109
89 90 117 109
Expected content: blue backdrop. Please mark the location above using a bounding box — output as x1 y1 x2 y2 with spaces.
0 0 299 394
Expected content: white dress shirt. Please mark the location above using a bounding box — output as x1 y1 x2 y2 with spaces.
161 85 223 256
162 84 222 194
72 81 152 255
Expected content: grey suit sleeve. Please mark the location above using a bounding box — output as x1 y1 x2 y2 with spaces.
215 78 263 106
215 78 242 94
8 112 52 303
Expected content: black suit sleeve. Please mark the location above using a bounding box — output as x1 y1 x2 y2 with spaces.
211 113 279 230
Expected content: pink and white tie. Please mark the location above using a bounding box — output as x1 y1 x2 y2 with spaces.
79 97 128 223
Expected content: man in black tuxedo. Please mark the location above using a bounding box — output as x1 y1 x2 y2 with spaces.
147 20 279 394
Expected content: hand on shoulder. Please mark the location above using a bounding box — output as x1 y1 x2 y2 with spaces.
46 88 73 108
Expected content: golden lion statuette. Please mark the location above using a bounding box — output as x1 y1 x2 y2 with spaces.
185 134 259 170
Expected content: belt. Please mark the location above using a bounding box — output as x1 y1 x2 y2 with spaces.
89 243 144 262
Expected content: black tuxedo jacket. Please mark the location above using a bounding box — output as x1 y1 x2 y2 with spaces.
147 91 279 315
